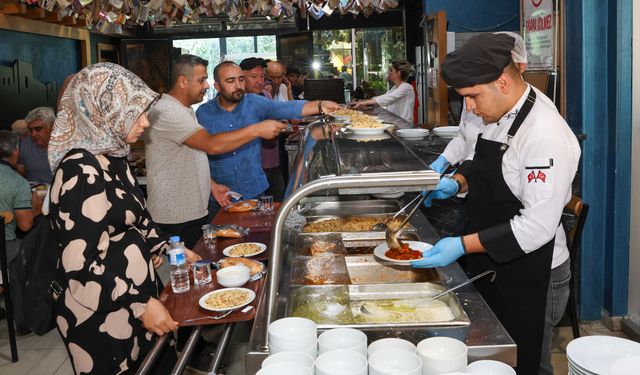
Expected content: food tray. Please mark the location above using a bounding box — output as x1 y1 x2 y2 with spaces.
294 233 347 257
286 283 470 329
289 256 351 286
299 200 402 218
344 255 444 284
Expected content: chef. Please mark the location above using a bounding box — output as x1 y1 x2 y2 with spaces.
411 33 581 375
429 31 551 174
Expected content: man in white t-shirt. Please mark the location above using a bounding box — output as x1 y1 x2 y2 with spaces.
146 54 285 248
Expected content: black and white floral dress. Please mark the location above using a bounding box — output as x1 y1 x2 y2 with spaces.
49 149 168 375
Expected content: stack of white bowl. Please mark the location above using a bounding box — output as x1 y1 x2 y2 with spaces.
258 352 315 375
316 328 368 375
368 338 422 375
465 360 515 375
416 337 468 374
566 336 640 375
267 317 318 358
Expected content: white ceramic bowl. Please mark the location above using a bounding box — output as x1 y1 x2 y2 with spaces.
269 341 318 358
417 337 468 374
318 328 368 356
261 351 315 371
368 338 417 357
315 349 368 375
255 362 312 375
466 360 515 375
268 317 318 351
216 265 250 287
369 348 422 375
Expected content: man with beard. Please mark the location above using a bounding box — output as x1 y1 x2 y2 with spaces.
196 61 340 206
146 55 285 247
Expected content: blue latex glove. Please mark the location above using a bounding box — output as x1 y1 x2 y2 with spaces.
422 177 459 207
429 155 450 174
411 237 465 268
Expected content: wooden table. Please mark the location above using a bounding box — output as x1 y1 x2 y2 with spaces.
136 204 280 375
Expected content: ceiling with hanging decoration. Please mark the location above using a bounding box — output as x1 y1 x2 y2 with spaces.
0 0 399 34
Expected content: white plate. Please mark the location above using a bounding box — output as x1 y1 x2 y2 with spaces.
373 241 433 265
222 242 267 258
608 355 640 375
396 129 429 139
199 287 256 312
347 134 391 142
567 336 640 375
371 191 405 199
346 124 391 135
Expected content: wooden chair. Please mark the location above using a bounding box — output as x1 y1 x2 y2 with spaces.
563 196 589 339
0 210 19 362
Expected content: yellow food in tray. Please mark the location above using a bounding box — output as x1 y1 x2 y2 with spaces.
303 216 410 233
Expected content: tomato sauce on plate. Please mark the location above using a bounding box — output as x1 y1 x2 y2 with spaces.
385 243 422 260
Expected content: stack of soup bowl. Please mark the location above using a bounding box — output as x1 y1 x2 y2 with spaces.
416 337 468 374
316 328 369 375
267 317 317 357
368 338 422 375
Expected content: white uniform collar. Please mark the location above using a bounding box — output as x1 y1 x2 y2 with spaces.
496 84 532 127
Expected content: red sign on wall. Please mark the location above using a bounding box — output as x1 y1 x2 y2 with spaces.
522 0 554 70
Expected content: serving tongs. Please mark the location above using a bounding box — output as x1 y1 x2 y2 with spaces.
371 193 424 231
384 193 427 250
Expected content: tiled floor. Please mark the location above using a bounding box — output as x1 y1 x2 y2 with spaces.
0 320 630 374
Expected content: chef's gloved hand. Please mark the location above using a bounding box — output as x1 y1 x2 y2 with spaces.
422 177 459 207
411 237 465 268
429 155 450 174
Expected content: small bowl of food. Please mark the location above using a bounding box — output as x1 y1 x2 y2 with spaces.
218 258 265 281
216 265 250 287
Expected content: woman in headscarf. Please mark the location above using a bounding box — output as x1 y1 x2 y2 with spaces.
48 63 200 374
352 60 416 123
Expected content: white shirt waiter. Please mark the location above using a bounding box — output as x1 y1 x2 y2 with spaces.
412 33 580 375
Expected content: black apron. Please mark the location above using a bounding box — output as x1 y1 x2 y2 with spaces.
463 89 554 375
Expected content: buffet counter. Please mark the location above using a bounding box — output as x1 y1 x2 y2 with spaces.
244 114 516 374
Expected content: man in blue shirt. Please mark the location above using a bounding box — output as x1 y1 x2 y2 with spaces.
196 61 340 201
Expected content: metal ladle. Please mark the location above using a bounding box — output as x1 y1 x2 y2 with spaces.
371 193 424 231
360 270 496 315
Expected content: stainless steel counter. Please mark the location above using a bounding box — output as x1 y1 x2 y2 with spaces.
245 112 516 374
245 205 516 374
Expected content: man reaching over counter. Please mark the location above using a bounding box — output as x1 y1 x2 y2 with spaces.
146 54 285 247
412 33 580 375
195 61 340 209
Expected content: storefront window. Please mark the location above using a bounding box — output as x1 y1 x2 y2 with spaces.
312 27 405 97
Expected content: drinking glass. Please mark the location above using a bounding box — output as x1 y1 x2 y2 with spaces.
192 260 212 285
201 224 216 249
260 195 274 213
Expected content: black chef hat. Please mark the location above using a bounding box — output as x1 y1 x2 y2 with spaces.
239 57 267 71
441 33 515 89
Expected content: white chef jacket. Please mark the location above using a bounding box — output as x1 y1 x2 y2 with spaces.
466 85 580 268
373 82 415 123
442 86 556 166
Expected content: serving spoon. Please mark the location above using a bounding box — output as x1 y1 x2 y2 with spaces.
360 270 496 315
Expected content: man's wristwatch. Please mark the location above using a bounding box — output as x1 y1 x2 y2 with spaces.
318 100 324 115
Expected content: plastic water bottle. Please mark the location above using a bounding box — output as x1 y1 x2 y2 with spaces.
168 236 190 293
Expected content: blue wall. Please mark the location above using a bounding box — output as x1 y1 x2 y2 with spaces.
424 0 519 32
0 29 80 89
